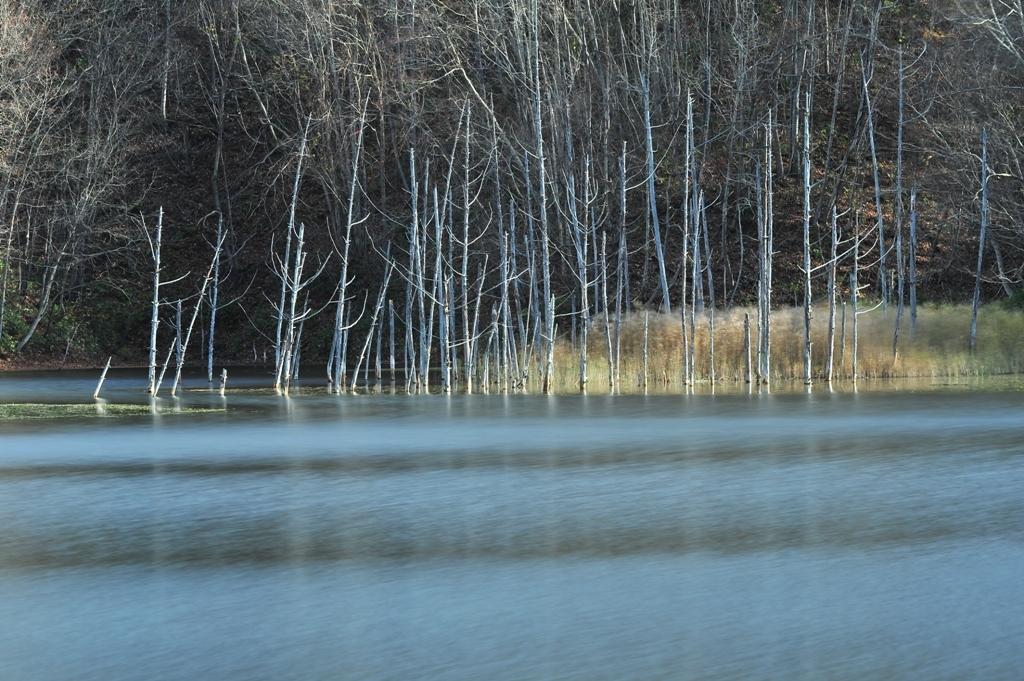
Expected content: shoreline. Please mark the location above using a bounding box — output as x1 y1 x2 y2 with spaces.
0 359 117 373
3 303 1021 378
0 357 147 373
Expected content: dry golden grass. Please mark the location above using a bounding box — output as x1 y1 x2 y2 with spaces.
517 302 1024 392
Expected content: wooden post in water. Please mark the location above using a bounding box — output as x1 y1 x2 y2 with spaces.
94 357 112 399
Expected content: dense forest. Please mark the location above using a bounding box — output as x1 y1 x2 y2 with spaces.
1 0 1022 385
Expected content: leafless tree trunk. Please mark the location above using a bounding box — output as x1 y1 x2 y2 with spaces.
826 207 838 383
641 73 671 313
147 208 163 393
802 88 813 385
970 130 988 353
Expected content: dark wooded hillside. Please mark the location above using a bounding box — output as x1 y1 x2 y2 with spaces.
1 0 1022 373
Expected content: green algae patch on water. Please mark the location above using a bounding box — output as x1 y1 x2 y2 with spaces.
0 403 225 420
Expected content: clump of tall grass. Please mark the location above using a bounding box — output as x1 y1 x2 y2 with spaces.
531 302 1024 392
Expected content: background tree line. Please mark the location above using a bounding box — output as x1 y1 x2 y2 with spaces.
1 0 1022 372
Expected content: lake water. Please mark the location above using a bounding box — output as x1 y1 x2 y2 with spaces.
1 369 1023 680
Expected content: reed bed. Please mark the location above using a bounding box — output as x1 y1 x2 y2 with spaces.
521 303 1024 393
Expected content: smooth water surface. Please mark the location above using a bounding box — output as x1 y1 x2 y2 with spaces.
1 369 1023 680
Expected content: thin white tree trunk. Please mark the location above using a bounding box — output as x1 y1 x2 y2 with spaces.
851 226 860 380
970 130 988 353
16 263 59 353
94 357 112 399
826 207 838 383
641 74 671 313
277 222 305 395
909 187 918 338
331 112 366 393
756 161 764 383
351 260 394 393
802 88 813 385
277 115 310 373
682 97 692 385
571 148 589 393
862 65 887 309
893 48 906 356
172 234 224 397
530 0 553 393
175 301 183 369
389 300 396 383
147 208 163 393
702 194 715 385
743 313 751 384
0 199 16 346
461 105 473 392
153 340 176 398
207 212 222 382
764 111 774 384
499 230 512 393
601 231 614 393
